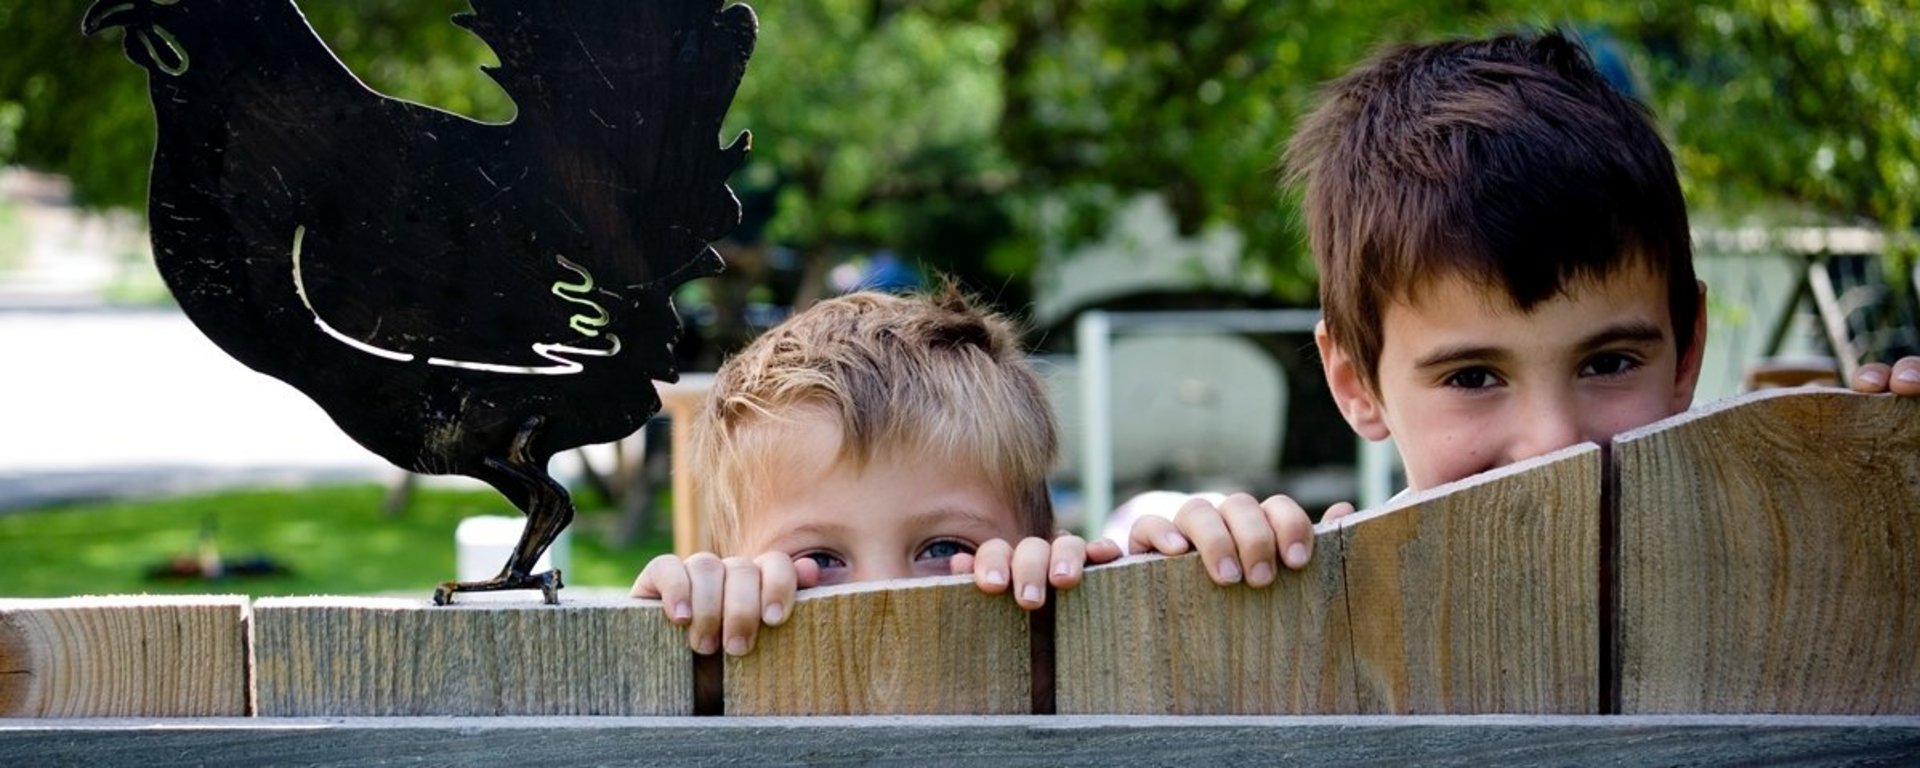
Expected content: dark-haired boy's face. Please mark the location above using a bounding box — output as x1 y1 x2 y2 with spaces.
1320 268 1707 491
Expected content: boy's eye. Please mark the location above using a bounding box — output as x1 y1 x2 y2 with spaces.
1443 367 1503 390
1580 352 1641 377
915 539 975 562
797 551 847 571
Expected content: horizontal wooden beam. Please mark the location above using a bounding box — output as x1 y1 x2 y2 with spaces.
2 715 1916 765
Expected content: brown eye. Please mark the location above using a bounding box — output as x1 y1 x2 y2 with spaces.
1444 367 1502 389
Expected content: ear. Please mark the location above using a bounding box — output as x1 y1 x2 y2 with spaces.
1316 320 1392 441
1670 279 1709 412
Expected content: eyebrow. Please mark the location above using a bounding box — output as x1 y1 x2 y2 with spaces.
1413 321 1668 372
902 506 1007 535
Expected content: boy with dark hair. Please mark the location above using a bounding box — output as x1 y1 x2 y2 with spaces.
1132 30 1920 581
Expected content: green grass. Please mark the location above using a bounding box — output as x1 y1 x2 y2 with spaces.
0 484 672 598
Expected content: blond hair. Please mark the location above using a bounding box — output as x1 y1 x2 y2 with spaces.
692 288 1057 553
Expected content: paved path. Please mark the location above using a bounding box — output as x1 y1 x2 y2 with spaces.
0 307 399 510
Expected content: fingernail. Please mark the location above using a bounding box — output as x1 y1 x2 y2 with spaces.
1899 368 1920 384
763 603 785 625
987 569 1008 586
1022 584 1042 603
1285 543 1309 568
1164 532 1188 551
697 635 718 655
1054 561 1073 577
1219 558 1242 583
1860 369 1888 387
672 602 692 622
1248 561 1273 585
726 636 749 656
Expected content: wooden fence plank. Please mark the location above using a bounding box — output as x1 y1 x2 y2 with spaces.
1615 390 1920 714
4 715 1917 766
1056 444 1599 714
252 596 689 716
1343 443 1601 714
724 575 1030 715
1054 544 1350 714
0 596 249 717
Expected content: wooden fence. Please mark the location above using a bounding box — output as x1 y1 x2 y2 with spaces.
3 389 1917 763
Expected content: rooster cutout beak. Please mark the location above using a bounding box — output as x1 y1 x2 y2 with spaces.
84 0 190 76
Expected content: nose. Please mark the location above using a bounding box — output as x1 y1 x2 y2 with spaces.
1506 389 1586 464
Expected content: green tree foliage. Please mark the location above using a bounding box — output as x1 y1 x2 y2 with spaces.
5 0 1916 307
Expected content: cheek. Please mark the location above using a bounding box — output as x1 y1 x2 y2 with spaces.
1584 389 1681 442
1395 410 1497 489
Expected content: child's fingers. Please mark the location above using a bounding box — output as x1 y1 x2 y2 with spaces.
1010 537 1053 609
1216 493 1279 587
1046 534 1087 590
1321 501 1357 525
1853 362 1893 393
1127 514 1189 556
1893 357 1920 396
1085 537 1125 565
719 557 764 657
754 552 797 627
948 551 976 576
1174 497 1241 585
630 555 687 614
683 553 726 655
792 556 823 590
971 539 1014 595
1260 495 1316 571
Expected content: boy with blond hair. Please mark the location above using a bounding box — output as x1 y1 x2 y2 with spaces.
632 289 1120 656
1131 30 1920 580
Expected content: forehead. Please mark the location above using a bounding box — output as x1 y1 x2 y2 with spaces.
728 408 1025 550
1385 268 1672 350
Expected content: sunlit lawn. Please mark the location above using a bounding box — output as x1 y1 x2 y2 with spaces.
0 484 671 598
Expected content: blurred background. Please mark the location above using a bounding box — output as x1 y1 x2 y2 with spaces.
1 0 1915 597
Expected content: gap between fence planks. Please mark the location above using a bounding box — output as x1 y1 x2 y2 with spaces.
252 596 690 716
1615 389 1920 714
0 596 250 717
723 575 1032 715
1056 443 1600 715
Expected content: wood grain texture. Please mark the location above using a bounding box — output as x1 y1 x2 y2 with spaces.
1056 444 1599 715
0 596 249 717
252 596 689 716
1055 543 1350 714
724 575 1031 715
3 715 1916 766
1616 389 1920 714
1343 443 1600 714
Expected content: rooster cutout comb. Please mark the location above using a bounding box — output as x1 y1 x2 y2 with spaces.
84 0 756 604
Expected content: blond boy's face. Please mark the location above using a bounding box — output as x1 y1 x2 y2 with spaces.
1321 268 1707 492
732 407 1028 585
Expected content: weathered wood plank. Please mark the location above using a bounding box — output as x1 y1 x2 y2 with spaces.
724 575 1030 715
0 596 249 717
1057 444 1599 714
1342 443 1601 714
3 715 1916 766
1054 543 1350 714
252 596 690 716
1615 389 1920 714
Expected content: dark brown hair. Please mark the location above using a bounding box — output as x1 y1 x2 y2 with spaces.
1285 30 1697 388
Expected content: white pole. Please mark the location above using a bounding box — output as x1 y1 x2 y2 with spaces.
1078 310 1114 538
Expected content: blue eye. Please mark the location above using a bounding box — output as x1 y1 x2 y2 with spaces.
915 539 974 562
798 551 846 570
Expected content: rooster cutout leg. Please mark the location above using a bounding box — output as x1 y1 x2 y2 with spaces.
434 417 570 606
84 0 757 605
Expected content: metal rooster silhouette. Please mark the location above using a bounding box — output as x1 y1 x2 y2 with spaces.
83 0 755 604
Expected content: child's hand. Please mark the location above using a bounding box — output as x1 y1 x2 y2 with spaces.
1126 493 1350 587
630 551 822 657
1851 356 1920 397
951 533 1124 610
